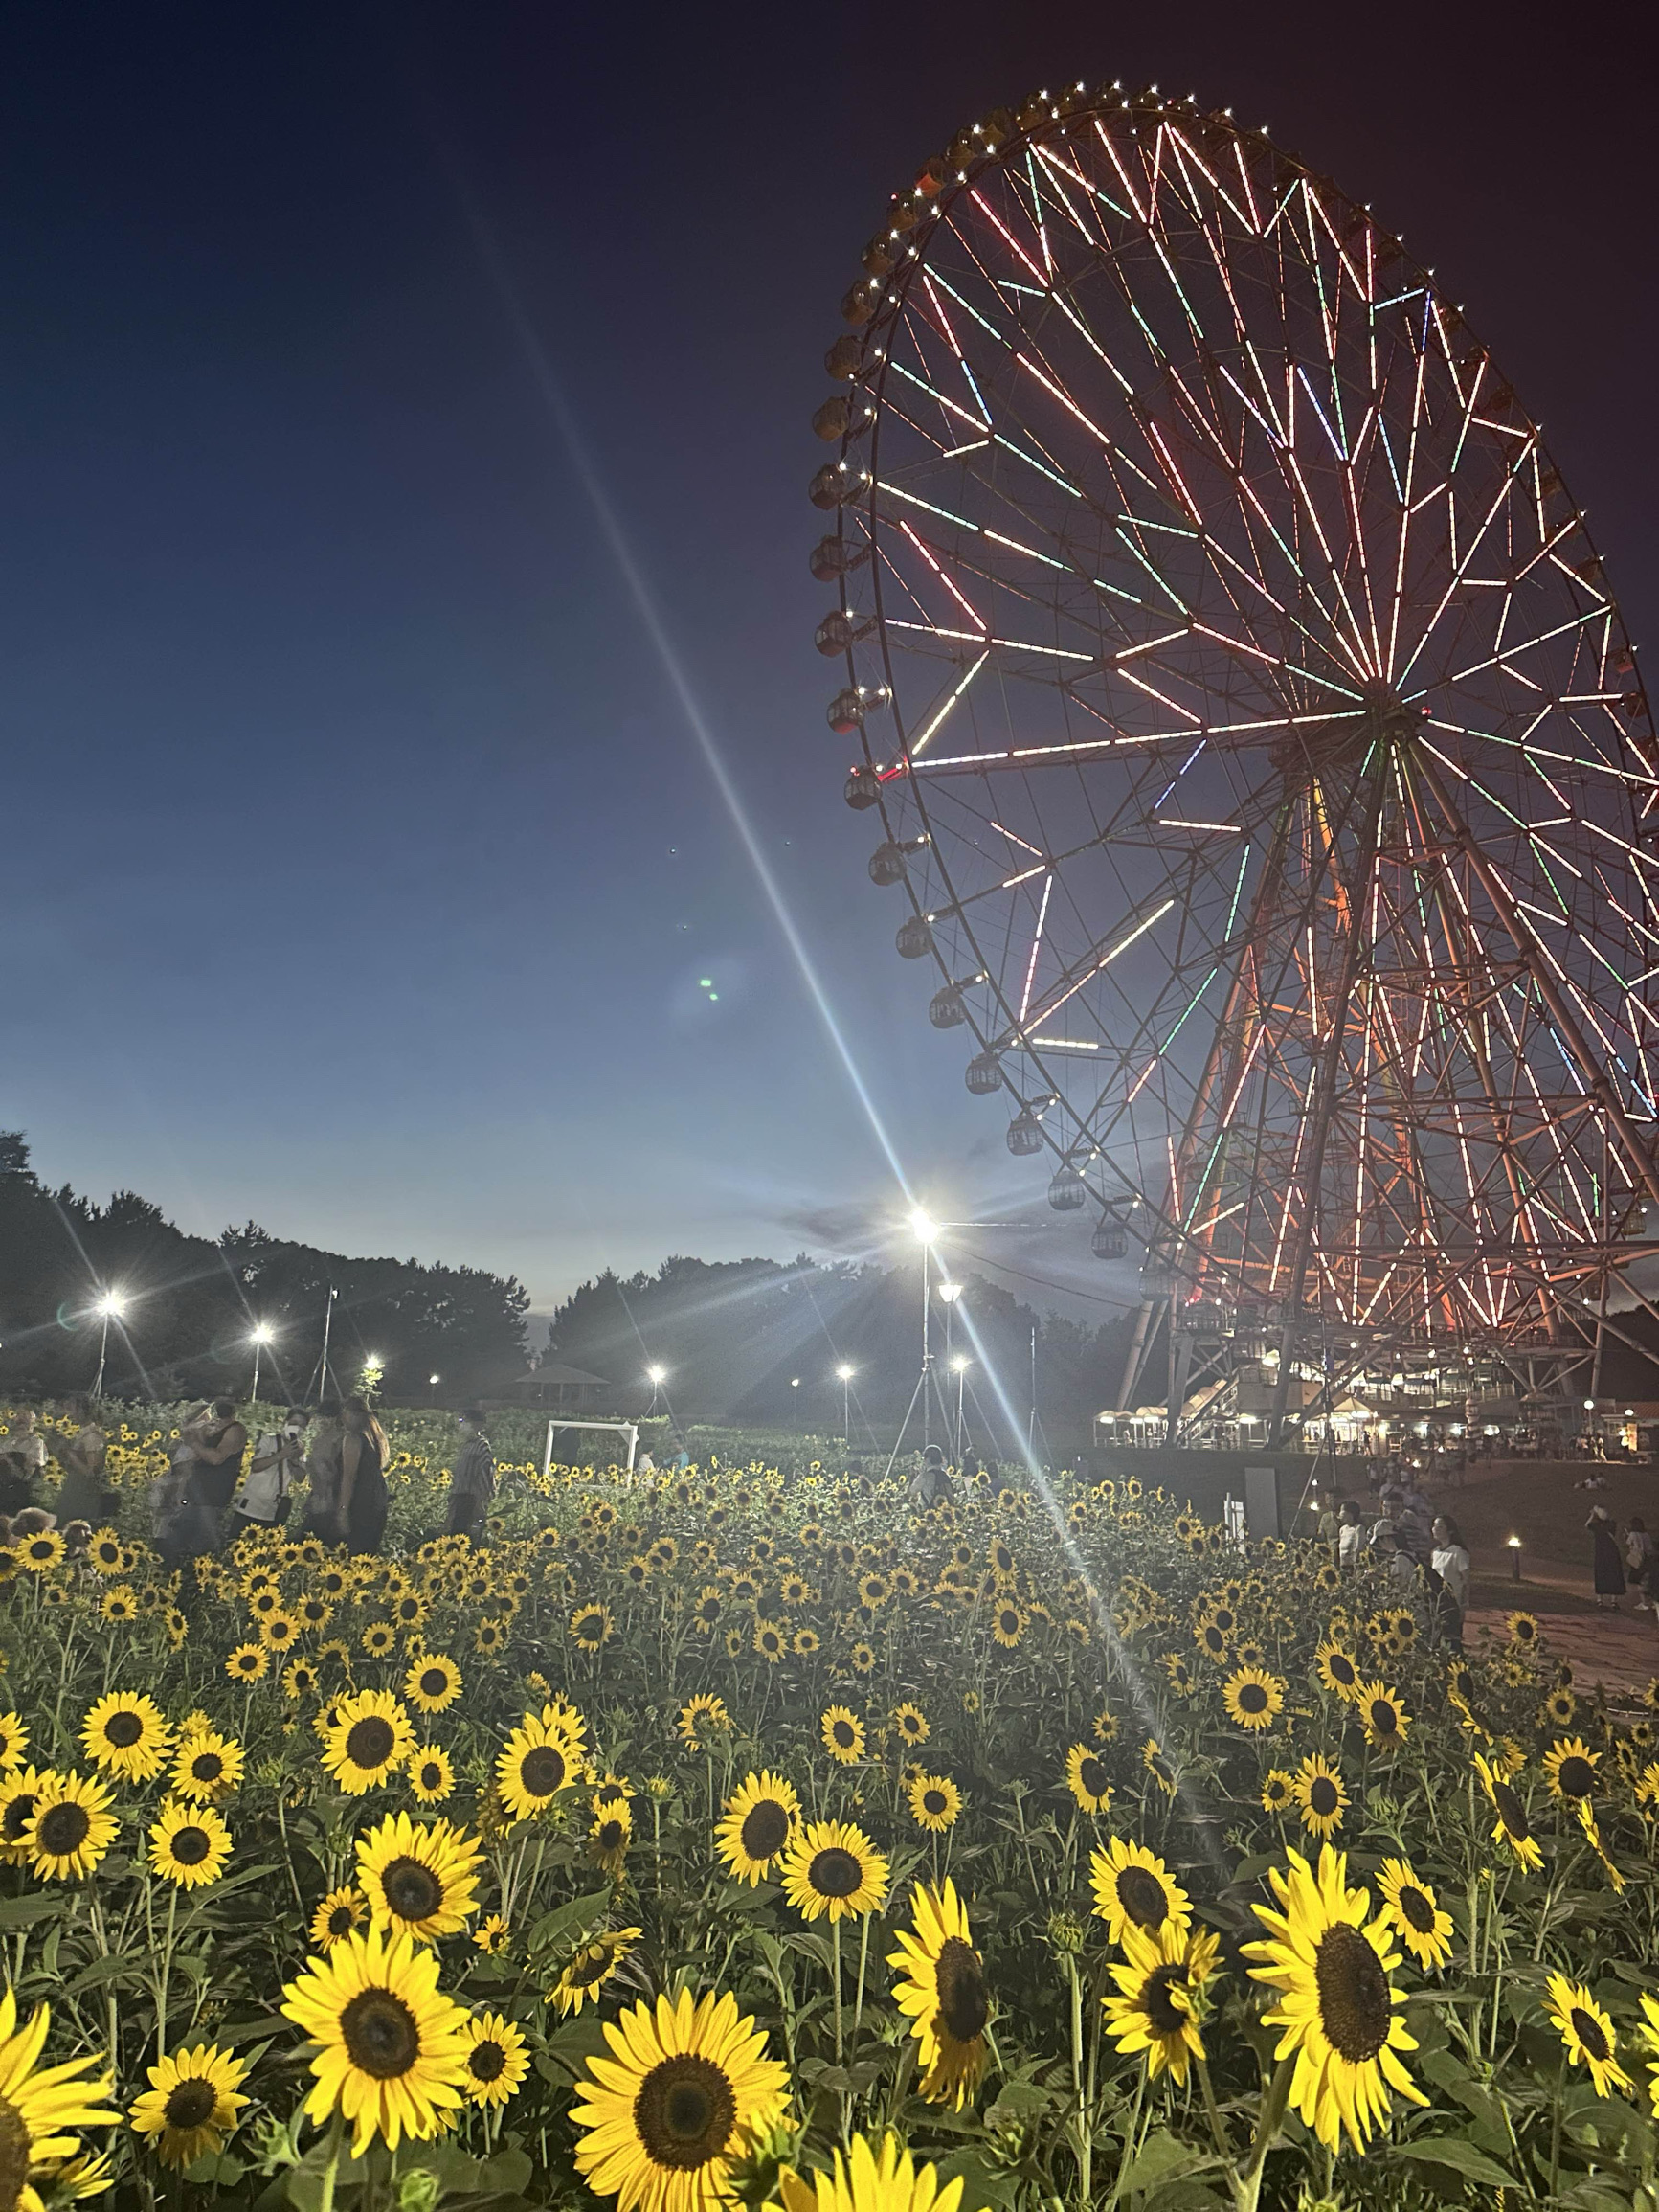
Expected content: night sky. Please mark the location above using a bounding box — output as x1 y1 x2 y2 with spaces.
3 2 1653 1320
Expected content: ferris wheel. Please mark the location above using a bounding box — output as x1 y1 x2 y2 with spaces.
811 81 1659 1431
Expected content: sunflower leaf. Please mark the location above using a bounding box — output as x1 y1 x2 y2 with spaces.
1395 2136 1518 2188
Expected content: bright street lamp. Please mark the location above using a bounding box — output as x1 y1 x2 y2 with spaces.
646 1365 666 1414
908 1208 937 1244
936 1280 962 1304
91 1290 127 1398
950 1354 971 1460
835 1363 856 1448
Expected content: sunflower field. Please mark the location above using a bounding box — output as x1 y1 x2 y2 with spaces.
2 1404 1659 2212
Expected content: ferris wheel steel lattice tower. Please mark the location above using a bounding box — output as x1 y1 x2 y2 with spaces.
809 80 1659 1444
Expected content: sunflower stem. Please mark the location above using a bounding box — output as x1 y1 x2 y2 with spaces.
317 2110 346 2212
1195 2055 1231 2161
1067 1952 1092 2208
154 1881 179 2062
850 1908 872 2059
1548 2055 1565 2199
1232 2053 1294 2212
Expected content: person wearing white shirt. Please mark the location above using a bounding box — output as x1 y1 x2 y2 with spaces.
1430 1513 1470 1609
1336 1498 1365 1569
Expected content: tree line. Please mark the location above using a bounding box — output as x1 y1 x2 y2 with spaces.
0 1134 530 1405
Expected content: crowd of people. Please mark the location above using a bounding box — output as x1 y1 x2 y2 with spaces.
0 1397 500 1563
1316 1473 1471 1643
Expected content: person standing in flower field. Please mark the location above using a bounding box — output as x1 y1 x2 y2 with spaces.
446 1405 495 1542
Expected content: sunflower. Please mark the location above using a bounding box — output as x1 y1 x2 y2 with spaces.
1064 1746 1114 1815
772 2133 965 2212
280 1925 472 2156
989 1602 1026 1648
1102 1922 1221 2085
1092 1708 1120 1746
1289 1753 1348 1840
716 1772 801 1885
319 1688 415 1797
676 1695 732 1751
1222 1666 1285 1732
1508 1610 1540 1649
1261 1769 1293 1815
1543 1735 1600 1802
1141 1739 1177 1796
404 1654 462 1714
1162 1654 1197 1697
311 1887 370 1949
752 1619 787 1664
170 1728 244 1804
0 1766 53 1862
148 1798 233 1889
892 1703 930 1748
26 1772 119 1882
1088 1838 1192 1946
1355 1680 1408 1749
474 1618 508 1657
848 1642 876 1675
1545 1975 1631 2097
780 1819 889 1924
1541 1688 1578 1731
261 1610 302 1653
570 1987 789 2212
907 1773 962 1834
407 1748 455 1806
549 1927 642 2017
820 1707 864 1766
1473 1751 1543 1872
1195 1620 1230 1663
0 1986 119 2184
460 2013 530 2109
80 1691 172 1784
1243 1843 1428 2152
792 1628 820 1656
15 1530 65 1573
887 1880 989 2109
591 1804 633 1877
572 1603 615 1650
0 1711 29 1772
129 2042 250 2169
100 1587 139 1624
87 1529 125 1574
1376 1859 1453 1971
495 1711 581 1824
356 1812 482 1943
1314 1642 1361 1698
226 1643 268 1682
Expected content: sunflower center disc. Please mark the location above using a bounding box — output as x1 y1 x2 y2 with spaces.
810 1847 863 1899
193 1755 224 1784
520 1747 566 1796
383 1857 444 1919
1140 1963 1190 2039
1493 1781 1531 1840
37 1803 90 1857
1369 1701 1398 1735
171 1825 212 1865
1079 1759 1110 1799
0 2097 34 2210
104 1711 145 1748
1310 1777 1339 1817
635 2054 737 2170
3 1798 37 1844
347 1719 395 1770
419 1671 448 1699
469 2040 506 2082
1313 1923 1391 2063
740 1802 790 1861
935 1936 990 2043
1116 1865 1168 1930
1560 1758 1594 1797
340 1990 420 2080
419 1764 443 1793
923 1790 949 1817
1399 1885 1436 1933
1570 2006 1610 2062
164 2079 218 2129
327 1907 355 1937
1240 1685 1267 1713
597 1821 624 1851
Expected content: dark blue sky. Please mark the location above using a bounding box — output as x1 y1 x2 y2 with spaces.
3 1 1653 1319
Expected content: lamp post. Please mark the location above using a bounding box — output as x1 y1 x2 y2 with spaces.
836 1363 855 1448
249 1323 273 1405
1507 1533 1523 1582
950 1353 970 1460
91 1291 125 1399
909 1209 938 1448
646 1365 666 1417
